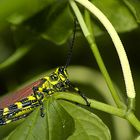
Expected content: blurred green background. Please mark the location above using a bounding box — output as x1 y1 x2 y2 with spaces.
0 0 140 139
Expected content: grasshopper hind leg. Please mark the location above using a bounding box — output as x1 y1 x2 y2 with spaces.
0 118 6 125
0 113 30 126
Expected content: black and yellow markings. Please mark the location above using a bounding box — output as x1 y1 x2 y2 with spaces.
0 94 41 125
0 66 89 125
0 67 69 125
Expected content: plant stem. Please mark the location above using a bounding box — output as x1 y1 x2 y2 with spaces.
69 0 125 108
0 0 54 31
84 10 94 38
89 43 125 108
126 112 140 132
69 0 140 132
54 92 125 118
74 0 136 110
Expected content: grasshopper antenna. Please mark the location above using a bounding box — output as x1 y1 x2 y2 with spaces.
64 17 77 69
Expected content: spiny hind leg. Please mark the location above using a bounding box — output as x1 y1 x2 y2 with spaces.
0 106 18 121
0 118 11 125
0 113 30 125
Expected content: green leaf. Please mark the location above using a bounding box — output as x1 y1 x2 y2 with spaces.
1 94 111 140
41 3 73 45
0 119 24 139
0 0 55 26
59 100 111 140
3 97 75 140
1 0 73 45
91 0 138 33
123 0 140 23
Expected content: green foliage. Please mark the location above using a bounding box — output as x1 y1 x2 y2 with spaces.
41 3 73 45
0 0 139 68
0 44 31 70
0 0 140 140
0 97 111 140
92 0 138 33
0 0 54 25
1 98 75 140
123 0 140 23
60 100 111 140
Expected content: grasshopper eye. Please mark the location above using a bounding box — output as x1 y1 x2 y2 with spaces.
58 67 65 74
58 67 68 77
50 74 58 81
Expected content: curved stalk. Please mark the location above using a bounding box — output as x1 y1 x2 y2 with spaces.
74 0 136 109
69 0 125 108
